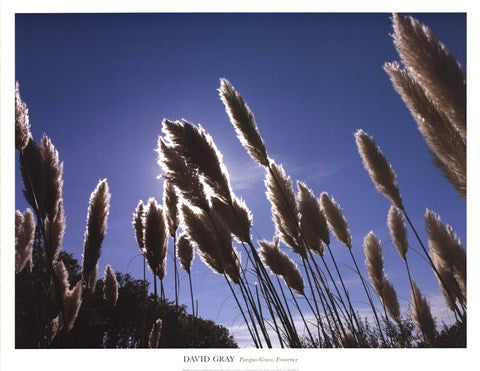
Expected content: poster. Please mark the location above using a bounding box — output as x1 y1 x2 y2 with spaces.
1 1 478 370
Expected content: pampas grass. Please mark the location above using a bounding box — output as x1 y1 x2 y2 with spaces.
20 138 47 214
410 280 436 345
163 181 179 237
211 196 252 243
53 259 83 332
425 209 466 301
15 209 35 273
40 134 64 221
163 119 233 203
148 319 162 348
363 232 385 297
133 200 146 255
157 138 210 212
355 129 404 209
219 78 269 167
387 206 408 260
82 179 111 291
143 198 167 279
382 279 401 324
104 265 119 307
259 240 304 296
384 62 466 199
297 182 327 255
64 281 83 332
391 13 466 139
266 162 304 257
15 82 31 151
320 192 352 249
177 233 195 273
45 200 65 264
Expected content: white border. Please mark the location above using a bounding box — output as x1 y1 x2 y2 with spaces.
2 1 479 371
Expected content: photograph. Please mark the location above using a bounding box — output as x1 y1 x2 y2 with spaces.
2 3 477 371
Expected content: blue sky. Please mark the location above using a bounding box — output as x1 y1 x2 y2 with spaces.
15 13 466 347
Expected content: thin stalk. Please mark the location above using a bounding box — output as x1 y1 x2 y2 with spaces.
223 274 260 348
348 248 386 345
317 252 357 336
287 285 317 347
188 271 195 317
306 252 348 340
326 243 364 344
259 276 284 348
302 291 331 347
276 276 298 337
153 273 158 304
160 278 165 301
173 234 179 307
239 278 271 347
238 280 265 348
229 204 300 346
303 257 342 346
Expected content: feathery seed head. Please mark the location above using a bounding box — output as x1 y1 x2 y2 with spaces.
20 138 47 214
259 239 304 295
320 192 352 249
64 281 83 332
15 82 31 151
149 319 162 348
143 197 168 278
266 162 304 257
391 14 466 138
384 62 466 199
40 134 64 221
132 200 146 254
163 181 179 237
177 233 195 273
410 280 436 345
387 206 408 260
103 265 119 307
259 239 285 277
382 279 401 324
87 264 99 293
82 179 111 285
363 231 385 297
53 260 70 300
297 182 328 255
218 78 269 167
45 200 66 263
425 209 466 297
157 137 210 211
355 129 404 209
15 209 35 273
211 196 252 243
162 119 233 203
432 254 464 311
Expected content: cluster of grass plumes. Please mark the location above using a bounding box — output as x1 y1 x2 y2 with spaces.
15 84 118 348
138 26 466 345
15 13 465 349
384 13 466 199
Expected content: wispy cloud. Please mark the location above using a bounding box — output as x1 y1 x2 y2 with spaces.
270 154 356 184
226 160 265 191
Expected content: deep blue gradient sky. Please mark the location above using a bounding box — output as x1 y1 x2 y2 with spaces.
15 13 466 346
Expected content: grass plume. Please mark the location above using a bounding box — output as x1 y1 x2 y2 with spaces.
218 78 269 167
355 129 403 209
391 13 466 138
384 62 466 199
82 179 111 291
15 209 35 273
